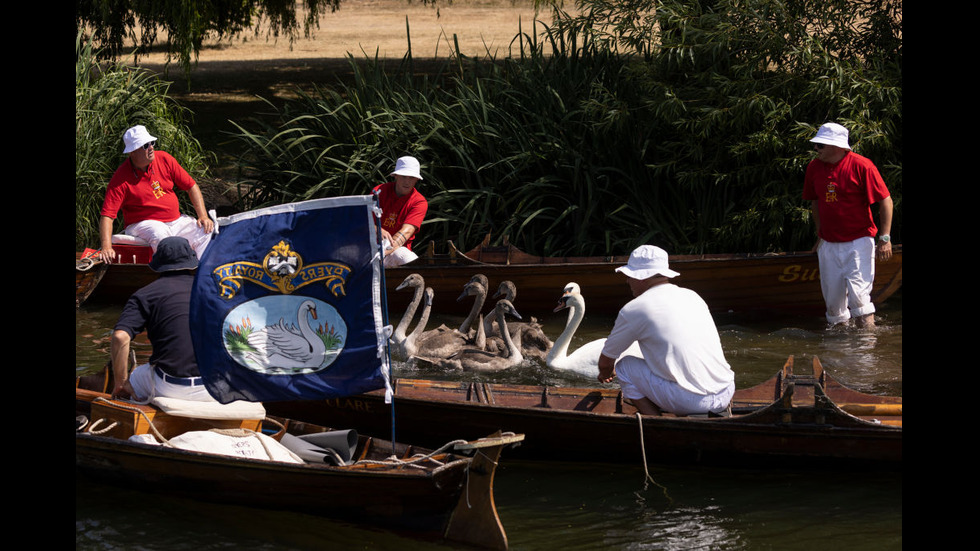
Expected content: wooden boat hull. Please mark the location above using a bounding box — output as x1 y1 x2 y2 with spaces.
76 433 469 532
268 357 901 469
78 244 903 318
386 244 903 318
75 257 107 308
76 384 521 549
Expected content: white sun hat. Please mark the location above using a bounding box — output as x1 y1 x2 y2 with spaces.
809 122 851 150
122 125 158 154
390 156 423 180
615 245 680 279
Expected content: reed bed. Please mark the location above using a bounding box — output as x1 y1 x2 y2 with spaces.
229 0 900 256
74 0 899 257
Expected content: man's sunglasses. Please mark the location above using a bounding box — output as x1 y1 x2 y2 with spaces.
142 141 156 150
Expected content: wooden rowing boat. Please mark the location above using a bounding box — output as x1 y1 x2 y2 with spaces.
76 375 524 549
385 238 904 318
75 253 107 308
76 237 903 318
267 356 901 469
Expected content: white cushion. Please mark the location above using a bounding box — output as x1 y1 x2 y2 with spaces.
151 396 266 420
111 234 151 246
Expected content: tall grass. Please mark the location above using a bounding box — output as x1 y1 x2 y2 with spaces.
229 0 901 256
76 33 212 250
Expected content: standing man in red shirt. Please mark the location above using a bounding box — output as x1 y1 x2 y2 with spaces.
373 156 428 267
98 125 215 263
803 123 894 328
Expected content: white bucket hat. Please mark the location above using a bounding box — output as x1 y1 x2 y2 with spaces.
390 156 423 181
809 122 851 150
122 125 158 154
615 245 680 279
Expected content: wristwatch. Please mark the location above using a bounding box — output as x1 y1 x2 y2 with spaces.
878 234 890 243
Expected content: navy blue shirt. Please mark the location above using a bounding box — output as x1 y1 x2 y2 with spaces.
114 272 200 378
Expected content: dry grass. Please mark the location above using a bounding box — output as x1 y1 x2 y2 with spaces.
134 0 555 67
122 1 568 186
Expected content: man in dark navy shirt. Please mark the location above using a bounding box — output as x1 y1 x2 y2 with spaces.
111 236 215 401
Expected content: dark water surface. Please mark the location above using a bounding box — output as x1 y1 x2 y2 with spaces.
76 293 902 550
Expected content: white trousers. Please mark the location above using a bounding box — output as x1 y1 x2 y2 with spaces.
128 363 217 402
817 237 876 325
616 356 735 415
126 215 212 259
382 239 419 267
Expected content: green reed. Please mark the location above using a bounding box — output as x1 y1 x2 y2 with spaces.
229 0 901 257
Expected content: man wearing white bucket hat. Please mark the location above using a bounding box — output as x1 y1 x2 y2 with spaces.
98 125 215 263
373 156 428 267
803 122 893 328
597 245 735 416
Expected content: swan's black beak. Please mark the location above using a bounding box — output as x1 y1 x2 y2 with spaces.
554 295 570 313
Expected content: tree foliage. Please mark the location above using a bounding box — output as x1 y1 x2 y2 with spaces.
75 0 342 73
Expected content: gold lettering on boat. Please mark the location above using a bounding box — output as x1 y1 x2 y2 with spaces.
779 264 820 283
324 397 372 412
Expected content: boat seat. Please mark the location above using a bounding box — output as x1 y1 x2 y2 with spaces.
111 234 151 246
110 234 153 264
88 397 264 441
151 396 267 420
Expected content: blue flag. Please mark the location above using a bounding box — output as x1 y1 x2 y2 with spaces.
190 196 391 404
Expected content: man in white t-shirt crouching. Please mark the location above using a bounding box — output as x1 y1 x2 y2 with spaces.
598 245 735 416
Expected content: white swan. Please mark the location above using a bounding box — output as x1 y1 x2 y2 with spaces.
427 299 524 373
545 283 642 378
245 300 327 370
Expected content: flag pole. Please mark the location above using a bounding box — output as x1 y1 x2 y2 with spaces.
372 191 396 454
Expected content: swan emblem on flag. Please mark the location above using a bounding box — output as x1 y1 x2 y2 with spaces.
222 295 348 375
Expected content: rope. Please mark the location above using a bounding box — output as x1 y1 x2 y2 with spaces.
86 418 118 435
635 413 673 504
353 438 470 470
76 256 103 271
91 396 171 444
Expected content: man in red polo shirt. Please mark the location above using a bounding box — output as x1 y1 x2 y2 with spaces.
98 125 215 263
373 156 428 267
803 122 894 328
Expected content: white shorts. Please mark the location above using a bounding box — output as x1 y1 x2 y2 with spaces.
126 215 212 259
128 363 218 402
616 355 735 415
817 237 876 325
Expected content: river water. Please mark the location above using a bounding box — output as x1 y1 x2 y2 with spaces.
76 292 901 550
